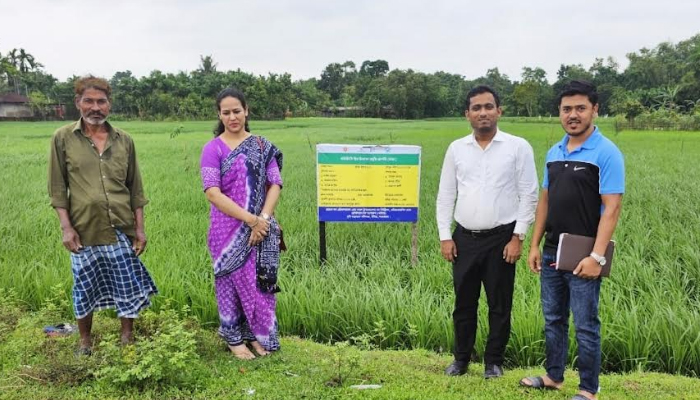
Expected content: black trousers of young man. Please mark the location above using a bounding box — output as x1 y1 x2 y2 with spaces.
451 222 516 366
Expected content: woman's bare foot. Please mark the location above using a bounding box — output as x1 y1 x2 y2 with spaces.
229 344 256 360
249 341 270 356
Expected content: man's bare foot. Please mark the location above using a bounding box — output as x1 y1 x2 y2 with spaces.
120 332 134 346
75 336 92 356
79 336 92 349
519 375 563 390
229 344 256 360
249 341 270 356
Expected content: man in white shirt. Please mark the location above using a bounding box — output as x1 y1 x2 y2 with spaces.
436 85 538 378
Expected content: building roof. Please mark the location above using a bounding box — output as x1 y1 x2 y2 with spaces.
0 93 30 103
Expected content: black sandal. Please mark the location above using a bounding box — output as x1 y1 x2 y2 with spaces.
519 376 560 390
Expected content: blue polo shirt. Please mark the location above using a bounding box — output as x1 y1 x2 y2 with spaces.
542 126 624 250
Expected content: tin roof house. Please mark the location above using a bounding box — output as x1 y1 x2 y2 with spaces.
0 93 33 119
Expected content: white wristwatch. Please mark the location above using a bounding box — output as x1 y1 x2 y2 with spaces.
589 252 607 266
260 212 270 221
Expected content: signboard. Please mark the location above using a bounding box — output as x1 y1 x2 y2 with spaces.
316 144 421 222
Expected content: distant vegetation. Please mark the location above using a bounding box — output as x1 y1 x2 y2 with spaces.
2 33 700 123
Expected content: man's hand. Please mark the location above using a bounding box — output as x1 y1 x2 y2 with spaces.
502 236 522 264
527 246 541 274
573 256 602 279
132 229 147 256
62 227 83 254
440 240 457 262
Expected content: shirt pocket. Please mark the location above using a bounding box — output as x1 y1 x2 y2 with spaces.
488 151 517 188
65 147 98 176
454 158 479 185
106 151 129 182
65 151 83 174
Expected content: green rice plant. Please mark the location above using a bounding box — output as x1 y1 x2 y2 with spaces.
1 118 700 376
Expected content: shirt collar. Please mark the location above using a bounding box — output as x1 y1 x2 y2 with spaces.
72 118 119 138
465 128 504 145
557 125 601 152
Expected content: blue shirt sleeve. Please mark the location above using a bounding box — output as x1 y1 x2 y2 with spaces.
599 144 625 194
542 146 557 189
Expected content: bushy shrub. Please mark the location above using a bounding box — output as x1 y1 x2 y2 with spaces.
93 303 204 389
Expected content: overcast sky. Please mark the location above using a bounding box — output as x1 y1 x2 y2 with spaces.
1 0 699 83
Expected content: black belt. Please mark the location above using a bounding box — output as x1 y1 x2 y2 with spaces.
459 222 515 238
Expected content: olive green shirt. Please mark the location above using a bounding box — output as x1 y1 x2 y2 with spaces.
48 119 148 246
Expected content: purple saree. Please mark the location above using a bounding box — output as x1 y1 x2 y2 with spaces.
200 135 283 350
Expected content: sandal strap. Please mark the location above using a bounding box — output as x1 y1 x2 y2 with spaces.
521 376 545 388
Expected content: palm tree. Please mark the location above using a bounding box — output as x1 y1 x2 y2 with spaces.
6 49 19 69
18 48 42 73
0 48 44 94
0 49 20 93
198 55 217 74
0 51 11 92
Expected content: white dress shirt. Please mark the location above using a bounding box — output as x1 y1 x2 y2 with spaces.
436 129 538 241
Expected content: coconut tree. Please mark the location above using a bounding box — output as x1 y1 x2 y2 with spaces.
1 48 43 93
17 48 43 73
0 49 19 93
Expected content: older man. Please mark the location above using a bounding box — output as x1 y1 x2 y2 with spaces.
48 75 157 354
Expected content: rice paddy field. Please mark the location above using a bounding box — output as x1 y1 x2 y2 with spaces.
1 117 699 377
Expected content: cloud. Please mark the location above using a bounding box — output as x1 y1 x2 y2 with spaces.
1 0 698 82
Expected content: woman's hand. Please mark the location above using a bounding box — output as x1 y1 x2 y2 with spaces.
247 215 270 246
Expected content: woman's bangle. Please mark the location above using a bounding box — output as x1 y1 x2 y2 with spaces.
248 217 259 228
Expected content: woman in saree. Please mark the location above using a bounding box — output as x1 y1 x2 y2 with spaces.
200 87 283 359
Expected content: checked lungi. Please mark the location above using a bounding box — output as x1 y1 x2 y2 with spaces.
70 230 158 319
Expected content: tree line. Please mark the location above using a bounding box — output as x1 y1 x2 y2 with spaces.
2 34 700 122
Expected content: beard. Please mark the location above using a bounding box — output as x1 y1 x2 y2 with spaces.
83 112 107 125
473 120 497 135
565 120 591 136
476 125 494 134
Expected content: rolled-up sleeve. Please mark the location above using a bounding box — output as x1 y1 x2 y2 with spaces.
48 132 69 209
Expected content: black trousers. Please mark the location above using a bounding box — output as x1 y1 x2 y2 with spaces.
451 222 516 365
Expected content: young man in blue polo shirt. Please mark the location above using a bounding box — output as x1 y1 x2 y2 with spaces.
520 80 624 400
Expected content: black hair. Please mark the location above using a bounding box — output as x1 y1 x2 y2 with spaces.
557 80 598 107
213 87 250 136
465 85 500 110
